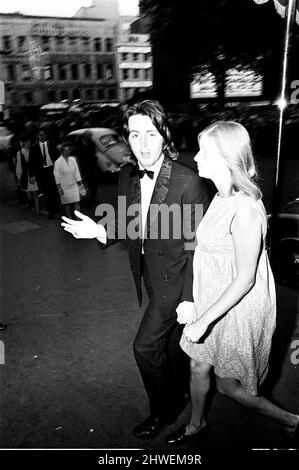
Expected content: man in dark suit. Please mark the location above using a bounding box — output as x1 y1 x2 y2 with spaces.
61 100 211 438
29 128 58 218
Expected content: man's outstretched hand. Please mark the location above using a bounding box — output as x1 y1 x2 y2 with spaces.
61 210 106 243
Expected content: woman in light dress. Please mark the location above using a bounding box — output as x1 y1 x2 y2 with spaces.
166 121 299 446
15 135 40 215
54 140 86 218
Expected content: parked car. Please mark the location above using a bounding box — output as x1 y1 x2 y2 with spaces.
66 128 131 173
269 198 299 287
0 126 13 159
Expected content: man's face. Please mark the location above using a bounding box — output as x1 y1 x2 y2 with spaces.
128 114 164 169
38 131 46 142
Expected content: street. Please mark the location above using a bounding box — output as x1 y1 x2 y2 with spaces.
0 158 298 453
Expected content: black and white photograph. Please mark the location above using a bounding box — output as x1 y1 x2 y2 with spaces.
0 0 298 466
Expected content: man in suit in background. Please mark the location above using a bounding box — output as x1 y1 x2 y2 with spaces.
29 128 58 218
61 100 211 439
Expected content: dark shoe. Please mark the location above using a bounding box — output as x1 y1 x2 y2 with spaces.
0 323 7 331
166 423 209 446
133 415 166 439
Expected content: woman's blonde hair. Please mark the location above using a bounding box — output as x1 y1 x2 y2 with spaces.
199 121 262 200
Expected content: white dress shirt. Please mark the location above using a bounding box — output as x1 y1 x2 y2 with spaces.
96 155 164 246
138 155 164 242
39 141 53 167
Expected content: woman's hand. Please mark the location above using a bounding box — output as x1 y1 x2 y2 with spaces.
183 317 209 343
61 210 105 241
176 301 197 325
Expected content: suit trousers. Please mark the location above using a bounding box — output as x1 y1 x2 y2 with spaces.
133 255 190 421
37 167 57 216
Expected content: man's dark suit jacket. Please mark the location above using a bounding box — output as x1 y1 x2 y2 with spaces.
101 156 211 308
28 141 57 178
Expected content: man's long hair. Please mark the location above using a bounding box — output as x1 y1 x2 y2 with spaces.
123 100 178 161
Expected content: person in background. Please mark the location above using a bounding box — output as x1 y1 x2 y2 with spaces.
166 121 299 446
15 135 40 216
54 140 86 219
29 128 58 219
74 131 98 206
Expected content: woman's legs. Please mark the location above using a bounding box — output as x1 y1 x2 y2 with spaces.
216 376 299 434
63 204 73 219
73 201 80 213
185 360 213 435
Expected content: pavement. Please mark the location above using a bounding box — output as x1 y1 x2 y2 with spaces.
0 159 298 457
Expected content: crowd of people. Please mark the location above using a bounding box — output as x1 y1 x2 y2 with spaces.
8 126 99 219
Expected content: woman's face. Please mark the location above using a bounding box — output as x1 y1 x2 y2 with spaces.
194 134 228 180
62 145 71 157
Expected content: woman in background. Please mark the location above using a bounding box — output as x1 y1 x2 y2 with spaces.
54 140 86 219
15 135 40 215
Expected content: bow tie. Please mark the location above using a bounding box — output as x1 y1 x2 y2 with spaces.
137 168 155 180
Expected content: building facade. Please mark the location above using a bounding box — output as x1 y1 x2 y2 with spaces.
116 18 152 102
0 12 118 109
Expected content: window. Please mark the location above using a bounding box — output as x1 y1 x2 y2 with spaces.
84 64 91 79
143 53 150 62
4 36 11 50
69 37 77 48
133 53 139 61
106 65 113 80
82 37 90 49
7 64 15 81
144 69 150 80
48 90 56 102
73 88 81 99
108 89 116 100
94 38 102 52
85 89 93 100
17 36 26 51
56 36 64 50
97 89 104 100
24 92 33 104
71 64 79 80
97 64 103 79
21 64 30 81
42 36 50 51
61 90 68 100
121 52 128 62
133 69 140 79
44 65 52 80
105 38 113 52
122 69 129 80
58 64 67 80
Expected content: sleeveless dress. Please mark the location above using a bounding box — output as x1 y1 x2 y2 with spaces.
180 193 276 396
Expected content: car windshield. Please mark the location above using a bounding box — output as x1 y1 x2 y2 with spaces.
99 134 119 149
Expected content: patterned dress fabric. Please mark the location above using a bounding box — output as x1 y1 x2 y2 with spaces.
180 193 276 396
